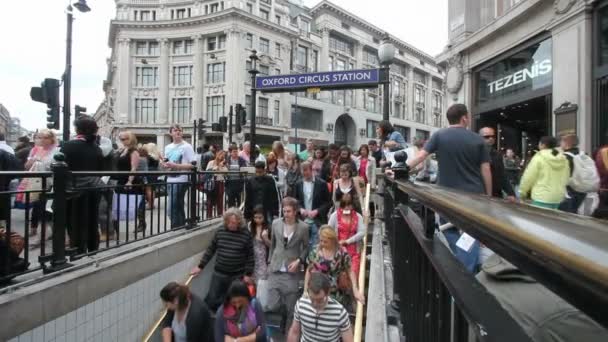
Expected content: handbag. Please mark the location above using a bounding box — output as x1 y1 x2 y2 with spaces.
14 160 48 209
0 229 25 256
337 270 351 290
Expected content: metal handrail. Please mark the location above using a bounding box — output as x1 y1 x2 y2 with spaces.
393 179 608 328
353 184 371 342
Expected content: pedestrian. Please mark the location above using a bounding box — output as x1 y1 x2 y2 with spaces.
334 146 357 180
0 132 14 154
14 136 33 170
311 147 325 178
112 131 145 234
558 134 600 213
160 281 213 342
288 272 354 342
519 136 570 210
298 139 315 162
199 144 214 171
244 161 280 223
61 117 104 254
266 152 286 196
0 148 20 231
162 125 196 229
239 141 252 165
249 206 271 283
294 161 331 248
368 140 383 167
332 164 364 215
272 141 288 170
503 148 521 189
265 197 309 332
285 153 302 197
320 143 340 186
23 129 59 242
143 143 161 209
328 194 365 279
376 120 406 153
190 208 255 311
304 226 364 311
206 150 228 218
355 143 376 216
195 147 203 170
406 103 492 273
226 143 247 208
215 279 268 342
595 139 608 212
479 127 516 202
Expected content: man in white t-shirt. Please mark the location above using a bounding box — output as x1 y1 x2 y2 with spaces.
162 125 196 228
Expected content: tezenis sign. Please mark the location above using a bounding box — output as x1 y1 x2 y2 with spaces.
487 59 552 94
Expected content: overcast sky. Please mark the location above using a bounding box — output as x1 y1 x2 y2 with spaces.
0 0 447 132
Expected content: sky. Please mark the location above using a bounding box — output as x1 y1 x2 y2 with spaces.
0 0 447 132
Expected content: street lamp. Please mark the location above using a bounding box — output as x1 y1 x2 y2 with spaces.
378 32 396 122
248 50 259 162
63 0 91 142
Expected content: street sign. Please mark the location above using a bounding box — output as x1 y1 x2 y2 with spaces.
255 68 387 93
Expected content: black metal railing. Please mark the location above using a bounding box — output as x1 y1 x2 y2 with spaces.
383 175 608 341
0 157 251 286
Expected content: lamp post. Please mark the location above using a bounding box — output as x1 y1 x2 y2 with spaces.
378 32 396 122
248 50 259 162
63 0 91 142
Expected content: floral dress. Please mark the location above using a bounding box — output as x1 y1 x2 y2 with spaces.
253 237 268 282
307 246 353 307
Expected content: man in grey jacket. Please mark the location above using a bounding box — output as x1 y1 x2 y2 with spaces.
476 254 608 342
265 196 309 332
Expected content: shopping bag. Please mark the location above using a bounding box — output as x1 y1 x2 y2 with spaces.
112 193 142 221
256 279 270 308
14 178 42 209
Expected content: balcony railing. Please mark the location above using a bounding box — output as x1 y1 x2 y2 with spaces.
255 116 273 126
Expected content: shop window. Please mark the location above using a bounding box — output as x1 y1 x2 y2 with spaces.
292 106 323 131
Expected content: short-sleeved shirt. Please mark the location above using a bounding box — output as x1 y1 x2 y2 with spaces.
423 127 490 194
293 296 350 342
164 141 196 183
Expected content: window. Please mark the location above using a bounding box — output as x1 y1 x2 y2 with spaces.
415 86 425 107
206 96 224 123
173 66 193 86
260 9 269 20
207 37 216 51
433 92 442 113
207 35 226 51
328 56 334 71
259 65 269 76
136 67 159 87
366 92 377 112
246 3 253 13
260 38 270 53
135 99 158 123
218 35 226 49
296 46 308 67
292 106 322 131
207 62 225 83
172 98 192 123
259 98 269 117
329 35 354 56
394 126 410 142
274 100 280 124
173 39 193 55
312 50 319 72
336 59 346 71
135 41 159 56
434 113 442 127
246 34 253 49
393 102 401 118
394 79 401 97
363 49 379 65
210 3 219 13
137 10 156 21
300 20 310 33
391 63 407 77
275 68 281 75
275 43 281 58
432 79 442 90
366 120 379 138
276 15 281 25
174 9 187 19
414 70 426 84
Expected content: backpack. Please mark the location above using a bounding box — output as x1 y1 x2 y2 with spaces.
201 173 215 193
565 152 600 193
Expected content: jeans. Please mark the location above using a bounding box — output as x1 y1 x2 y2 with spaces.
205 272 241 311
442 226 480 273
558 188 587 214
168 183 188 229
306 220 319 248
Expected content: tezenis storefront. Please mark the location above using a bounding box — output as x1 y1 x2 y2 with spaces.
474 36 553 159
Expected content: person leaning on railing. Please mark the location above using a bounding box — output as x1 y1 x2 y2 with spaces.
160 281 213 342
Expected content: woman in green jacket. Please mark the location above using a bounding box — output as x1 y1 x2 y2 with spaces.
519 136 570 209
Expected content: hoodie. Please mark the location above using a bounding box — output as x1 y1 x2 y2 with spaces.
519 149 570 205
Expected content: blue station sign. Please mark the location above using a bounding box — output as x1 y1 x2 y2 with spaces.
255 68 386 93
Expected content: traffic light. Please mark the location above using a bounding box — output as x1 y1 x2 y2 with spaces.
197 118 206 137
30 78 61 130
74 105 87 119
219 116 228 133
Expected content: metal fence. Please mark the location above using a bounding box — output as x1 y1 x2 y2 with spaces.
383 176 608 342
0 157 250 286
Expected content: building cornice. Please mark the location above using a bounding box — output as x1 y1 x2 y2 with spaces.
310 0 438 66
108 8 300 47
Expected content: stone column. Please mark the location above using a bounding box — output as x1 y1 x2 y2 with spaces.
320 28 331 103
425 74 432 125
407 66 415 121
192 35 204 120
116 38 131 123
158 38 170 124
355 42 365 109
225 28 241 107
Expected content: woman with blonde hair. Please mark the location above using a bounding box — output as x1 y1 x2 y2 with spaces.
304 225 364 310
206 150 228 218
272 141 288 170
